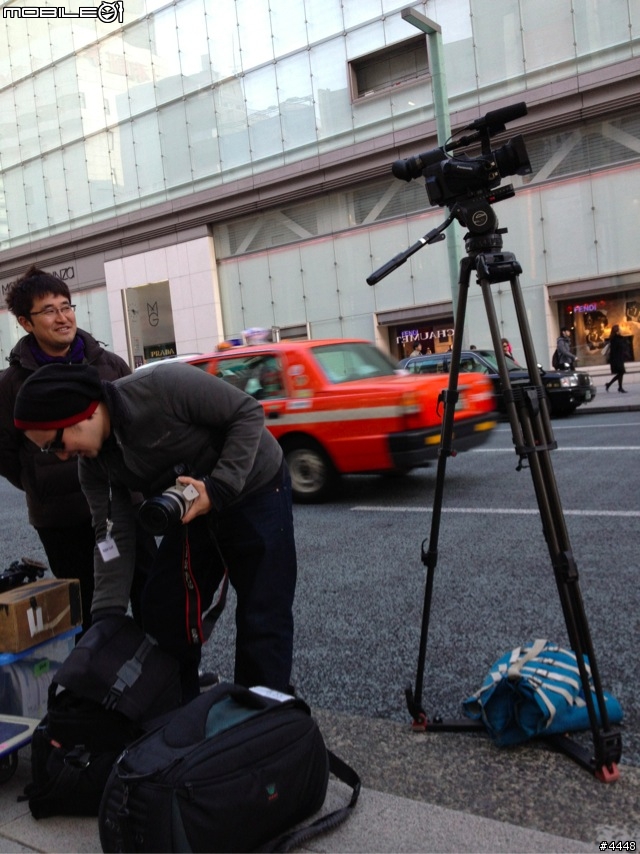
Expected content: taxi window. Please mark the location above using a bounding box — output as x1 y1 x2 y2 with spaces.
406 357 447 374
312 343 396 383
210 354 285 399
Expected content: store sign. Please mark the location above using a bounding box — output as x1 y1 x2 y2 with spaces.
396 328 454 344
144 342 177 360
573 302 601 313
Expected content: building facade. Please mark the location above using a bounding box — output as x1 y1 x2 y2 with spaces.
1 0 639 371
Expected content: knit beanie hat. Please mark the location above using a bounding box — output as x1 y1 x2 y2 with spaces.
14 363 104 430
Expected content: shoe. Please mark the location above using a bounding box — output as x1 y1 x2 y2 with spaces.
605 383 610 392
619 388 627 393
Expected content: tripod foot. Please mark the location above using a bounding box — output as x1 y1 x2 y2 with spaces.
595 763 620 784
410 712 428 732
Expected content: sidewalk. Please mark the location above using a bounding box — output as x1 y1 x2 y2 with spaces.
575 364 640 413
1 709 638 853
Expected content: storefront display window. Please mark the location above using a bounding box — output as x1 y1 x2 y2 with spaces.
558 290 640 366
393 321 455 360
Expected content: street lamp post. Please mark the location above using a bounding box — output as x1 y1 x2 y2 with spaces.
400 7 463 333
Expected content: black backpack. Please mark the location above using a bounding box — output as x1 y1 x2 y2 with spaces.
22 615 182 819
99 683 360 853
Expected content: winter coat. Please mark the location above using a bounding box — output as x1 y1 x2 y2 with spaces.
78 362 284 614
609 333 630 375
0 330 130 527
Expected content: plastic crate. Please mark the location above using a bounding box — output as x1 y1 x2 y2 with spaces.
0 627 80 719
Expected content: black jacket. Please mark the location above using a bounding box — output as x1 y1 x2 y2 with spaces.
0 330 130 527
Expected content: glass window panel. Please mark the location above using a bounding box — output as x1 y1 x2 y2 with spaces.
77 49 109 136
15 79 40 161
26 22 54 72
5 25 32 81
38 76 64 150
4 168 29 241
332 231 377 317
346 20 385 62
443 37 477 98
63 144 92 223
99 34 132 124
276 54 317 150
71 18 99 53
124 21 156 115
593 170 640 275
244 67 282 161
86 134 116 212
204 0 241 80
215 78 250 170
236 255 276 326
151 7 184 103
159 102 193 188
343 0 383 30
521 0 575 71
23 160 48 233
269 0 307 57
131 113 164 196
300 242 340 322
46 21 77 60
236 0 273 69
471 0 523 88
53 59 84 146
574 0 631 57
176 0 213 93
304 0 344 43
186 91 221 180
268 248 306 327
42 150 69 226
218 259 244 334
310 40 352 141
540 181 597 281
0 91 20 169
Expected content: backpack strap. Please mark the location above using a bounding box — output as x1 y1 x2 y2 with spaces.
265 749 361 853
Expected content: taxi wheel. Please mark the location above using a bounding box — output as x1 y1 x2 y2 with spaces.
284 439 338 503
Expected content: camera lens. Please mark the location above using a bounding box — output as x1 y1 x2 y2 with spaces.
493 135 532 178
138 488 189 535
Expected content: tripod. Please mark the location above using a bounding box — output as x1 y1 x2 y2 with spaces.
372 200 622 782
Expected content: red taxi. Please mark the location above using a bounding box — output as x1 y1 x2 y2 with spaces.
186 339 497 502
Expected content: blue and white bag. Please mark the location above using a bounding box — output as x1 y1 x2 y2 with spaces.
463 639 623 746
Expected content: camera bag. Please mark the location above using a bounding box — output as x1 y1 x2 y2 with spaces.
22 615 182 819
99 682 361 853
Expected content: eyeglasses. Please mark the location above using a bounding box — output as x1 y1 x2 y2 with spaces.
41 427 65 454
29 304 76 319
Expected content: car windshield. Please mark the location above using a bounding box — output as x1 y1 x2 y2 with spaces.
312 342 397 383
475 349 523 372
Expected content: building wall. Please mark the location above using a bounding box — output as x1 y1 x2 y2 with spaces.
1 0 639 368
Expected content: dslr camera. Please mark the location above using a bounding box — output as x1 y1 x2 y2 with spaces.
139 469 199 535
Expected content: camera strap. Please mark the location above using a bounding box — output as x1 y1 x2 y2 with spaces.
181 527 229 645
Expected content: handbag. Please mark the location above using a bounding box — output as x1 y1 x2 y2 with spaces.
99 682 361 853
462 639 623 747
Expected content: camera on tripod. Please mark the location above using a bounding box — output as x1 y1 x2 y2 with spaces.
138 464 199 535
392 102 532 210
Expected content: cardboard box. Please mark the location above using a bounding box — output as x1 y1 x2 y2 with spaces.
0 579 82 653
0 628 80 718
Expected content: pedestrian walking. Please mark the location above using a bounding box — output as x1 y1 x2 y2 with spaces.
605 324 631 393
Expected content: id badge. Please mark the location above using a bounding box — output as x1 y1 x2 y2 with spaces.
98 519 120 562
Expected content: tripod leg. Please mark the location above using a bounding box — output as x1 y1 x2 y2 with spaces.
406 257 475 726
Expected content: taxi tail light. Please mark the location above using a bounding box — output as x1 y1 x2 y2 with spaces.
401 391 421 415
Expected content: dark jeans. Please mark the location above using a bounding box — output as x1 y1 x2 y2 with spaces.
36 521 96 636
141 465 297 702
36 521 156 636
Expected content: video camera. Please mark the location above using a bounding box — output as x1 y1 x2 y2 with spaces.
0 558 46 594
392 102 532 211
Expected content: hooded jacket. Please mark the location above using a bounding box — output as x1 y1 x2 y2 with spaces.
0 329 130 527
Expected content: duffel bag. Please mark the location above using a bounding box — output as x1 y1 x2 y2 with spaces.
99 682 360 853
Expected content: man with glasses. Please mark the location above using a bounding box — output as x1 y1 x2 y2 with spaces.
0 266 149 634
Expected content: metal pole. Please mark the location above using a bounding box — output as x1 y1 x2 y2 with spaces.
401 8 463 337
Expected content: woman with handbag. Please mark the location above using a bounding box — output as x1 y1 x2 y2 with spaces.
605 324 631 393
